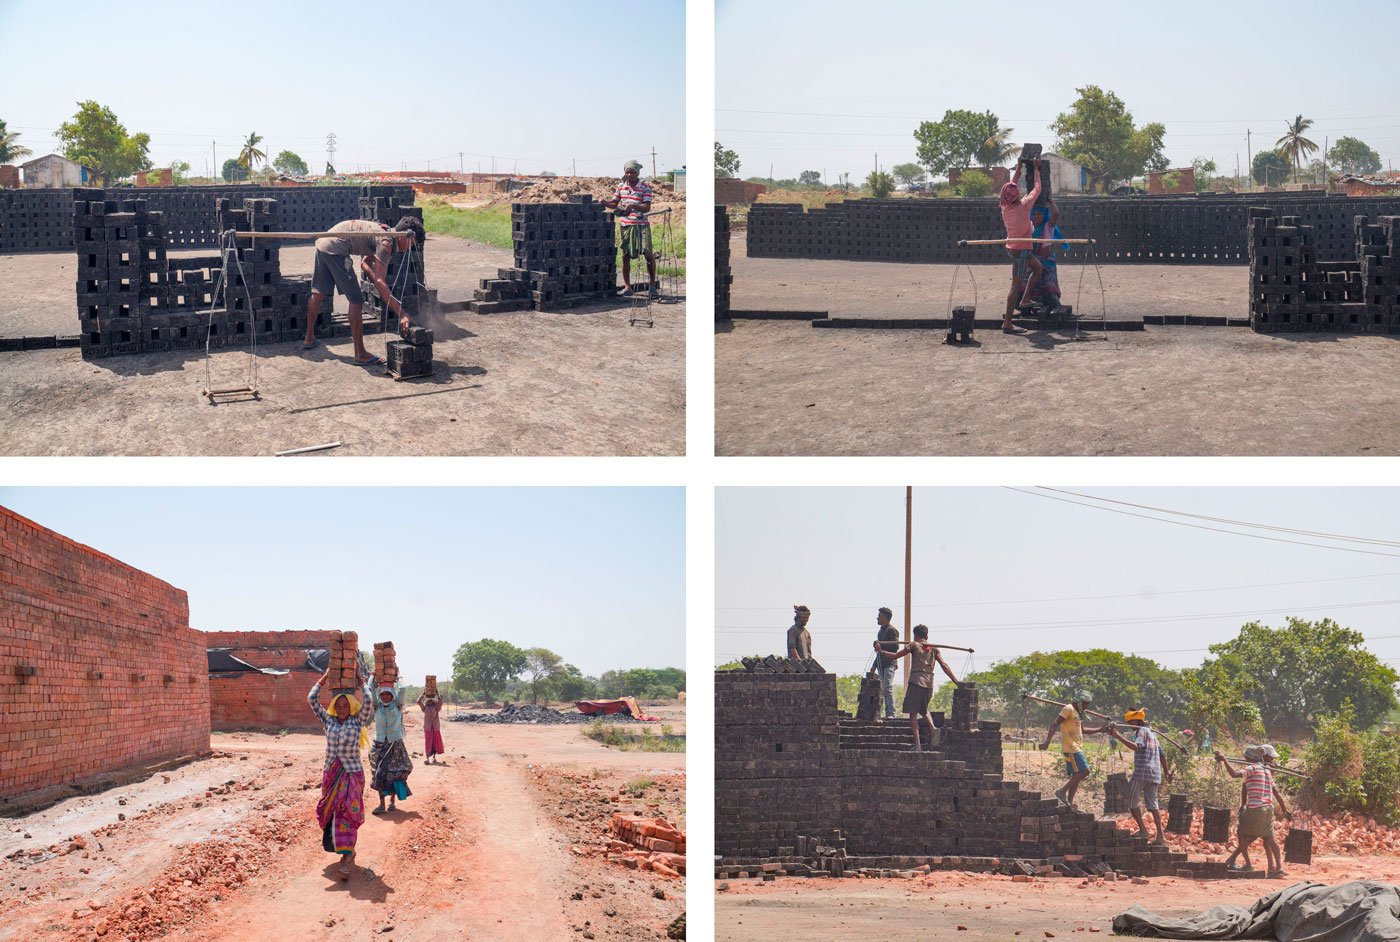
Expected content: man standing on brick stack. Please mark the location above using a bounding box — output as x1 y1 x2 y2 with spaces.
870 606 902 719
1105 709 1171 845
603 159 659 299
876 624 961 752
999 159 1045 334
300 216 425 366
369 682 413 814
309 667 375 880
1040 691 1095 808
786 605 813 660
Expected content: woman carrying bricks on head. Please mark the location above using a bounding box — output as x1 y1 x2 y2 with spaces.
999 160 1045 334
417 689 445 765
876 624 961 752
369 683 413 813
1216 744 1291 878
309 667 374 880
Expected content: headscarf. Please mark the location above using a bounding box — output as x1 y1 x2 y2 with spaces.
624 160 643 174
331 692 370 751
1258 744 1279 761
1124 708 1147 723
1074 691 1092 704
999 181 1021 206
1031 206 1070 251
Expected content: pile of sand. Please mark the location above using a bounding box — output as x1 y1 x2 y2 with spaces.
482 177 685 220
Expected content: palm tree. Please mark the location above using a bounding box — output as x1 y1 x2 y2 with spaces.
237 132 267 171
973 113 1016 168
1275 115 1318 184
0 119 33 165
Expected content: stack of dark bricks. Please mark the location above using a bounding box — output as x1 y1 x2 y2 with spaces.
747 193 1400 266
0 188 72 251
467 197 617 314
855 672 881 721
1103 773 1130 814
386 325 433 380
75 191 166 359
1166 794 1195 834
359 186 426 324
716 204 732 320
1202 806 1231 843
1284 828 1313 865
1248 208 1400 333
1017 143 1050 208
715 666 1243 881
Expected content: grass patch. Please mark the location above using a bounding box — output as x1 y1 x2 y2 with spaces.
584 720 686 753
623 777 654 797
422 202 513 250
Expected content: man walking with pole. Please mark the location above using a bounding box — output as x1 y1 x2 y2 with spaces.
1041 691 1096 808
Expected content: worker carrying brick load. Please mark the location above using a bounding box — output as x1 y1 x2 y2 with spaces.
786 605 813 659
309 663 375 881
1039 691 1101 808
1217 744 1292 878
603 160 659 299
369 674 414 815
1104 708 1172 846
874 624 962 752
417 676 445 765
999 159 1046 334
299 216 426 367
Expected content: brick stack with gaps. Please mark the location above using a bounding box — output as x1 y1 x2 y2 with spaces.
714 660 1296 882
468 195 617 314
329 631 362 694
1249 208 1400 333
372 641 399 686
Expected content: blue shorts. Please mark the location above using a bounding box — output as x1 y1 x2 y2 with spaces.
1063 751 1089 776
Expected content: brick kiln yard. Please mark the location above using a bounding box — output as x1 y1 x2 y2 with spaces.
0 704 686 942
0 236 684 456
716 242 1400 457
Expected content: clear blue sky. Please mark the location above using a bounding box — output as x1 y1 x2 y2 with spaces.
1 487 685 680
0 0 685 177
716 0 1400 182
716 487 1400 677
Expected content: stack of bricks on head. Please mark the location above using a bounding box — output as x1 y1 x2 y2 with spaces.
713 657 1284 882
372 641 399 686
330 631 361 693
424 674 437 697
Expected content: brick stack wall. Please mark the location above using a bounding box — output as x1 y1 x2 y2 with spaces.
1 185 410 253
715 666 1220 879
1249 208 1400 333
0 507 209 805
204 629 338 732
716 205 732 320
747 194 1400 266
468 197 617 314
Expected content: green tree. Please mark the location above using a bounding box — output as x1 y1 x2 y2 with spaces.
913 109 996 178
1327 136 1382 177
523 647 564 704
866 169 895 198
451 638 527 705
1180 654 1262 743
222 158 249 182
552 664 596 702
55 101 152 185
237 132 267 171
1275 114 1318 183
1191 157 1217 192
891 162 927 188
972 112 1016 167
1207 617 1399 740
715 141 741 178
956 168 995 198
272 149 309 176
0 118 33 165
170 161 191 186
797 169 823 186
1050 86 1166 192
1252 150 1291 187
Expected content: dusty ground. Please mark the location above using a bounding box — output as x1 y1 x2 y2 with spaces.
717 240 1400 456
715 855 1400 942
0 705 685 942
0 236 684 456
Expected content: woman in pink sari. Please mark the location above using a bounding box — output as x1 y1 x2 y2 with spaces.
309 668 374 880
417 690 445 764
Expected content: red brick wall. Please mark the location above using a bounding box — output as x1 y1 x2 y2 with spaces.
0 507 209 804
1345 180 1400 197
204 629 338 731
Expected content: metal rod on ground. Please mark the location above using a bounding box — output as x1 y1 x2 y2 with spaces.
274 441 344 457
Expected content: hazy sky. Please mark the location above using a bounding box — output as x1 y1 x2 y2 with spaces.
716 487 1400 677
1 487 685 681
716 0 1400 182
0 0 685 177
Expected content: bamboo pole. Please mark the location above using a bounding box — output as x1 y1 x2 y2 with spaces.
957 238 1096 246
903 486 912 690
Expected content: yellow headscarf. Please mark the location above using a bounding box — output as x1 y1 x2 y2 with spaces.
1124 708 1147 723
332 693 371 751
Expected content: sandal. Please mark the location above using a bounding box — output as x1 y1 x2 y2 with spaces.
1002 325 1029 334
301 338 321 350
354 354 383 367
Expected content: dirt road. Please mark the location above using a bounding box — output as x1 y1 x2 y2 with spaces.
1 708 685 941
0 236 684 456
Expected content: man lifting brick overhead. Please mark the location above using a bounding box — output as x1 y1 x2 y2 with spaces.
300 216 425 366
786 605 813 659
603 160 659 299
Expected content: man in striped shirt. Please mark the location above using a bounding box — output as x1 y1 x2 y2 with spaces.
603 160 659 299
1106 709 1170 845
1218 745 1291 877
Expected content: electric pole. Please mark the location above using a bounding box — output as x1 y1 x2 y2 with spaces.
651 146 657 179
903 486 912 689
459 152 464 174
325 131 336 176
212 140 217 177
1246 130 1251 189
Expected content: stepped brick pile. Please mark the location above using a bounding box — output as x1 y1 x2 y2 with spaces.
716 205 732 320
608 812 686 878
205 629 338 731
1248 209 1400 333
715 666 1244 880
468 197 617 313
72 186 420 359
747 193 1400 266
2 185 405 253
0 506 209 805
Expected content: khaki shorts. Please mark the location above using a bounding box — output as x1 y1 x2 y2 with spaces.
1128 777 1160 811
312 250 364 304
902 682 932 715
1239 805 1275 838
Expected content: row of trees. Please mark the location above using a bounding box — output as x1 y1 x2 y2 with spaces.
447 638 685 705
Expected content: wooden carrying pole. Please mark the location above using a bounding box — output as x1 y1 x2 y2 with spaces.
1020 692 1186 751
1219 756 1311 780
232 230 406 240
903 486 912 689
958 238 1096 246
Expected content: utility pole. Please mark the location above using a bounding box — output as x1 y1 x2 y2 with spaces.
903 486 912 690
572 158 576 178
1246 130 1251 189
212 140 217 176
325 131 336 176
651 146 657 179
459 152 463 174
1323 136 1328 187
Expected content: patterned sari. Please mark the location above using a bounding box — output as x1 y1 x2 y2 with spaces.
316 758 366 854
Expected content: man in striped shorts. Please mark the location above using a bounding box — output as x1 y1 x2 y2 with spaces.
604 159 659 299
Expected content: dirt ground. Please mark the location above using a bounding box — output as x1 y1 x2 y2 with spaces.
0 236 684 456
716 240 1400 456
0 705 685 942
715 855 1400 942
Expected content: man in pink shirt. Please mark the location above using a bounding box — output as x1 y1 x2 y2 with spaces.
1000 160 1044 333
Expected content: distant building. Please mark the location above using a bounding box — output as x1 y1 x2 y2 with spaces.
0 165 19 188
21 154 89 188
1043 153 1087 194
1342 174 1400 197
715 178 766 204
1147 167 1196 195
671 166 686 194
